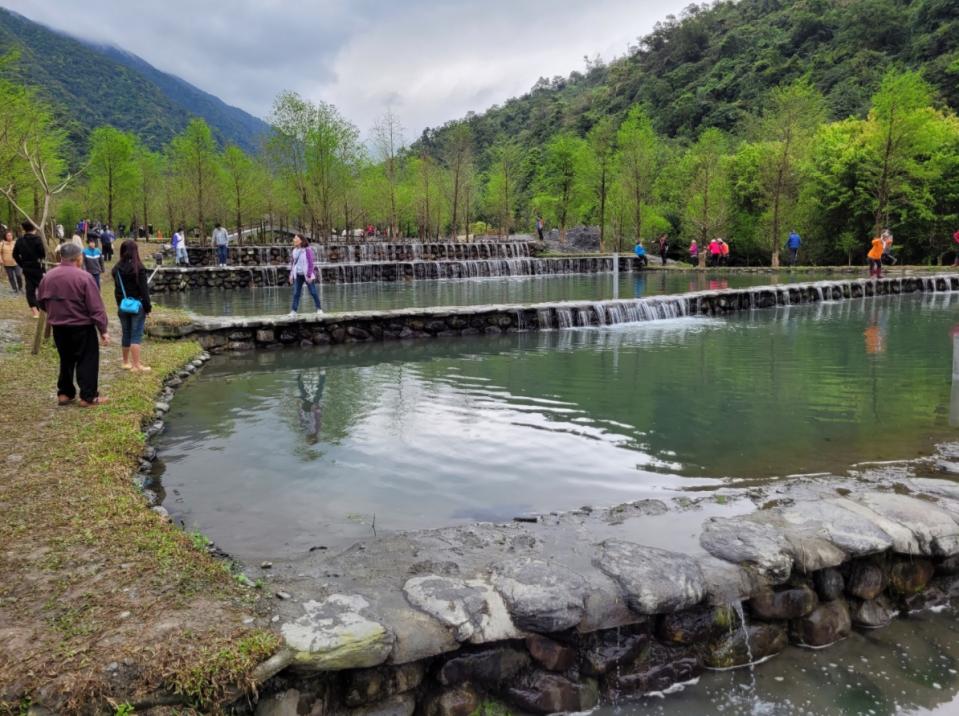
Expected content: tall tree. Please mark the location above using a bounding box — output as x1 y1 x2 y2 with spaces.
443 124 473 240
220 145 260 243
864 70 939 234
586 117 617 250
682 128 731 267
169 118 219 239
485 139 523 237
754 79 827 266
133 145 163 235
372 108 405 238
535 133 587 243
0 53 75 246
87 126 137 228
614 106 663 246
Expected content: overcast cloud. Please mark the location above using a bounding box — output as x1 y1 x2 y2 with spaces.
4 0 690 141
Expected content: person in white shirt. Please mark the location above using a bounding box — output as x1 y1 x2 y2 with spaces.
172 227 189 266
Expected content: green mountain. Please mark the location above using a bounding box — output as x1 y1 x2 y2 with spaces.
0 6 268 155
419 0 959 160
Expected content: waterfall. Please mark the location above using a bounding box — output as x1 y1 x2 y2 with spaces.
555 308 573 328
537 309 554 329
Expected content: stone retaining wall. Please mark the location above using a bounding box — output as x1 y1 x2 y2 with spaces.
172 241 537 267
148 275 959 353
246 476 959 716
148 256 638 292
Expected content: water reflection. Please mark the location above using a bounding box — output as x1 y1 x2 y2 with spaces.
297 370 326 445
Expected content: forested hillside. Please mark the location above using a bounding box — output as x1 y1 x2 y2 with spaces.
418 0 959 160
0 7 267 154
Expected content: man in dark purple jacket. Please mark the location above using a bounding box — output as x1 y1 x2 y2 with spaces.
37 243 111 407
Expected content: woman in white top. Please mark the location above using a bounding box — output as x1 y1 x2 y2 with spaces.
288 234 323 316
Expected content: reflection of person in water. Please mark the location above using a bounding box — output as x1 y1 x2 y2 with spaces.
864 322 885 355
298 370 326 445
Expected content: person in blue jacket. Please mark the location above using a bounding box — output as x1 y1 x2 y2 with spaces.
634 240 648 268
786 230 801 266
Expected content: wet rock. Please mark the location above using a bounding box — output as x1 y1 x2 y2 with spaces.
598 541 706 614
346 663 425 706
698 556 761 605
403 576 522 644
938 555 959 576
154 401 170 413
423 684 480 716
850 595 896 628
856 493 959 556
579 622 650 675
814 568 845 602
256 329 275 343
526 634 576 672
699 518 792 582
656 604 739 645
903 585 949 612
790 600 851 647
379 605 459 665
349 693 415 716
489 558 587 632
830 497 922 556
888 558 935 595
845 562 886 600
607 641 702 696
255 689 301 716
749 586 817 620
506 671 598 714
281 595 394 671
703 622 788 669
438 647 531 687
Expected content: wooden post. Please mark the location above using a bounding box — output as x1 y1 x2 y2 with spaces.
31 310 47 355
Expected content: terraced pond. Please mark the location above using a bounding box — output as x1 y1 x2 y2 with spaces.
153 292 959 558
154 270 865 316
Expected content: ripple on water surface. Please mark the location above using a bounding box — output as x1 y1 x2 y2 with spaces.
154 293 959 556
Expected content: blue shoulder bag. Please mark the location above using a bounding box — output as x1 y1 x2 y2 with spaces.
116 271 143 315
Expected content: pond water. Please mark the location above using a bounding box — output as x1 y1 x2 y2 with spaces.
602 604 959 716
153 271 861 316
155 293 959 557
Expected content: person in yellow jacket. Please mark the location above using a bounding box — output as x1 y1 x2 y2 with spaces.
867 234 885 278
1 226 24 294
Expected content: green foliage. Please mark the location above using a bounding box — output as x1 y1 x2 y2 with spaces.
0 7 266 157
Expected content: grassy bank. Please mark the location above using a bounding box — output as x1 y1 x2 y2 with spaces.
0 286 277 714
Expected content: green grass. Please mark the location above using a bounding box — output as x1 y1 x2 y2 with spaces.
0 292 278 713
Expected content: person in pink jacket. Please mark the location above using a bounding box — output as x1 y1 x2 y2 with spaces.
288 234 323 316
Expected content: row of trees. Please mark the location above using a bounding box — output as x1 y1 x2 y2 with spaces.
3 52 958 265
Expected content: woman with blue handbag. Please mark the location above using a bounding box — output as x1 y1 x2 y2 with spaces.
111 240 152 372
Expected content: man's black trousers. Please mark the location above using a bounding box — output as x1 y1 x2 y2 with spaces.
52 324 99 403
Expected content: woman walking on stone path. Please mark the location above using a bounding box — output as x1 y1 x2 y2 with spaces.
288 234 323 316
1 227 24 294
111 240 153 372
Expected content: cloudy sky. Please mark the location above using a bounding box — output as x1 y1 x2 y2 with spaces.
5 0 690 140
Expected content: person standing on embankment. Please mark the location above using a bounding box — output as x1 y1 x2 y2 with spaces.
868 233 885 278
12 220 45 318
212 222 230 267
786 230 801 266
36 242 110 407
2 227 23 295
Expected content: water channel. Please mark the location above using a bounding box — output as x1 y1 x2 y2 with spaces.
154 292 959 558
153 270 865 316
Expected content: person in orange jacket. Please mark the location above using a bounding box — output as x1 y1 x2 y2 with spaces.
867 234 885 278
